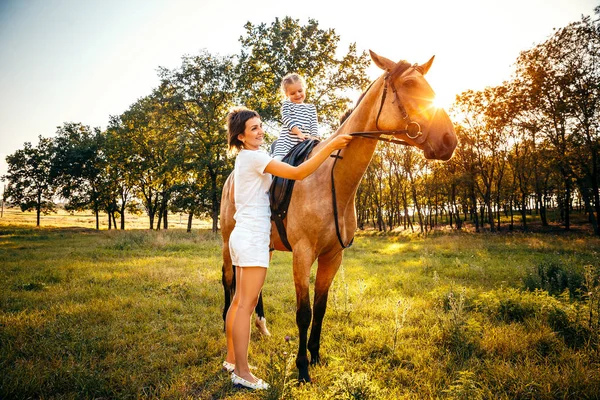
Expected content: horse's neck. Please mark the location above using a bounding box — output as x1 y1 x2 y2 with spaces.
332 98 381 202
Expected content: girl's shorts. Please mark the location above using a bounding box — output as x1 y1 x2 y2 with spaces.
229 227 270 268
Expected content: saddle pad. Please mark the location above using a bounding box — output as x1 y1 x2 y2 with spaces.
269 138 320 250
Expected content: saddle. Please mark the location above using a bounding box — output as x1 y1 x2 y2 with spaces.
269 139 320 251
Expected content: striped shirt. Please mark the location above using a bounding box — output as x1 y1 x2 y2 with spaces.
273 100 319 157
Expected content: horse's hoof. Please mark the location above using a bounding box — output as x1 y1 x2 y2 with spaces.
254 316 271 336
297 373 312 384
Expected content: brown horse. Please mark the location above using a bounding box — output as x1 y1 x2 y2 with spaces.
220 50 457 383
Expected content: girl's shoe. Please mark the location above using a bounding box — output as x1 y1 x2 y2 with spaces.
222 361 235 373
231 372 270 390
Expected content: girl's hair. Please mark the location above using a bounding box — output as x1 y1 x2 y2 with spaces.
280 73 306 96
227 107 260 153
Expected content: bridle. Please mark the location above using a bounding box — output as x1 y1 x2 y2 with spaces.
349 62 429 145
331 62 430 249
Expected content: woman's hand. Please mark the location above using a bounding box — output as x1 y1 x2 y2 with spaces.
265 133 354 181
328 134 353 151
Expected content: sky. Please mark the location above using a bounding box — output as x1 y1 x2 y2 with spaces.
0 0 597 194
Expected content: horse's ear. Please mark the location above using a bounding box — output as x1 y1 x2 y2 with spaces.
369 50 395 71
419 56 435 75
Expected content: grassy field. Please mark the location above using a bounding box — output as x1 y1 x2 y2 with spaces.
1 211 600 399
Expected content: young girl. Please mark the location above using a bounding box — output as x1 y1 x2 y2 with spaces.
272 73 319 160
224 107 352 390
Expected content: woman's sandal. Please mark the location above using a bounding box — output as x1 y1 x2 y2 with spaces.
231 371 270 390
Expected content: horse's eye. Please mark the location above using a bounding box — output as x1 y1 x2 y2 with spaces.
403 79 417 89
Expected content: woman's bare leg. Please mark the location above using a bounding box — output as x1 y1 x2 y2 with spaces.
224 266 241 365
230 266 267 382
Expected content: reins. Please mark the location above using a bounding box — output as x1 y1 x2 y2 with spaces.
330 63 428 249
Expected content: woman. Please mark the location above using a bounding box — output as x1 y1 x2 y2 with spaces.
223 107 352 390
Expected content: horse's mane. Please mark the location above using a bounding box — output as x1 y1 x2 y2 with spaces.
338 89 366 126
339 108 355 126
338 60 411 126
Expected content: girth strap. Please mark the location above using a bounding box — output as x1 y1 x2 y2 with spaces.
331 149 354 249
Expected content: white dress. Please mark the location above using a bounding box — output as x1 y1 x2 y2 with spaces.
229 149 273 268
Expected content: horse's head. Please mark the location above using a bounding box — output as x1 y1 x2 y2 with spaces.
369 50 457 160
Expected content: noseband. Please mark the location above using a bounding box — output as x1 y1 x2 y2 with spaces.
350 63 429 145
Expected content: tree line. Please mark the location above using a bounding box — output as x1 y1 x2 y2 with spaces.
3 12 599 235
356 11 600 235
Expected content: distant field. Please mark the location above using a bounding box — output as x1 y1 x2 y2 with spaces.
1 213 600 399
0 207 213 230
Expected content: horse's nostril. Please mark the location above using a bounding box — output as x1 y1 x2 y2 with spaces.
442 132 455 147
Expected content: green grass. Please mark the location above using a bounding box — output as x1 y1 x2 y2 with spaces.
1 222 600 399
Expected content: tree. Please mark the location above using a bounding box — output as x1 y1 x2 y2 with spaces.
104 117 137 230
236 17 370 128
560 16 600 234
51 122 106 230
156 50 237 232
114 95 176 230
3 137 56 226
454 86 512 231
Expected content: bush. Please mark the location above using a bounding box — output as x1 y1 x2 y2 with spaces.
435 289 482 364
326 372 385 400
474 288 554 323
547 306 590 349
523 261 584 299
497 297 537 323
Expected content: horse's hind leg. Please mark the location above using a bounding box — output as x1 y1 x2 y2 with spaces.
253 250 273 335
254 292 271 335
221 243 235 330
308 251 343 366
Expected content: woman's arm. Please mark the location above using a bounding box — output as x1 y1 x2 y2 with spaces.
264 134 353 180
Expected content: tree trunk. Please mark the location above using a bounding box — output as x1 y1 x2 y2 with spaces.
521 191 527 230
156 208 163 230
408 172 424 233
488 202 495 232
212 207 219 233
539 193 548 226
564 175 571 230
509 197 514 230
36 191 41 227
470 187 479 232
120 204 126 230
187 211 193 233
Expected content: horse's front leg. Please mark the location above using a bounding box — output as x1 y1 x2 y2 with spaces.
293 249 317 383
308 250 343 366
